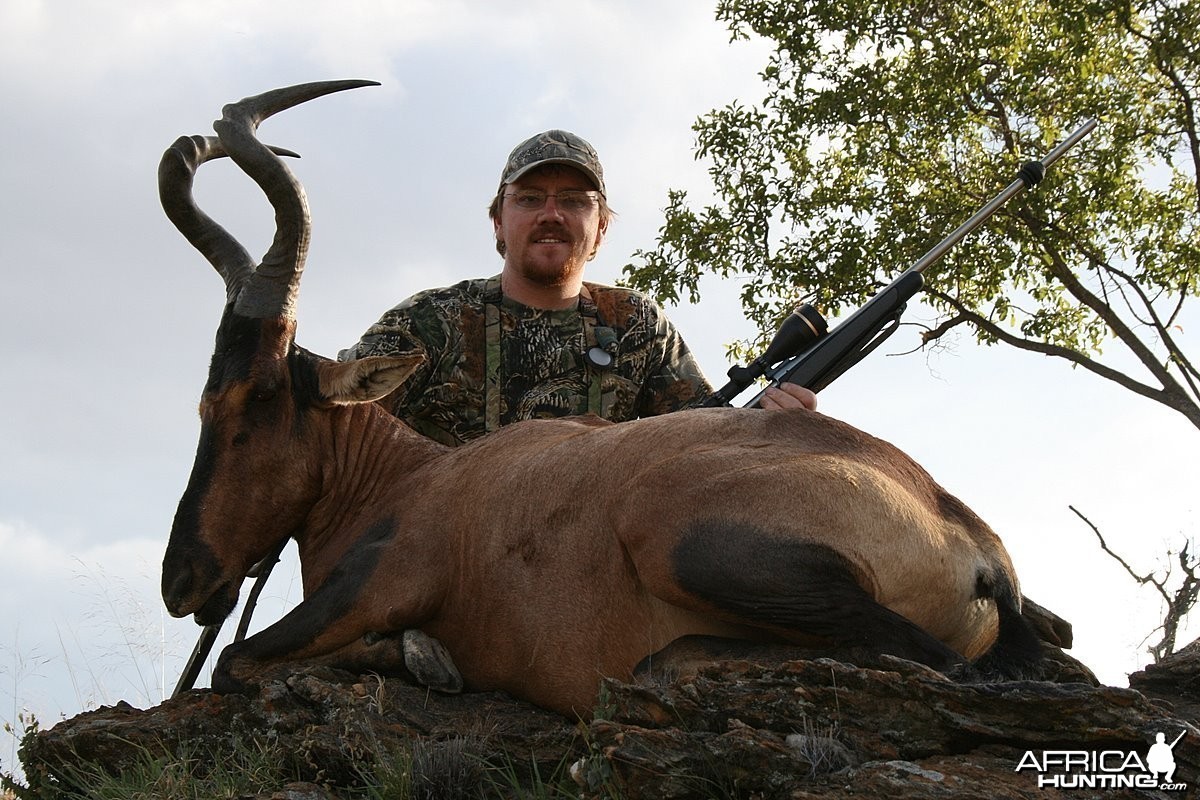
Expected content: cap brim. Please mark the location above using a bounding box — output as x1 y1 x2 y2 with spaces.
502 159 605 195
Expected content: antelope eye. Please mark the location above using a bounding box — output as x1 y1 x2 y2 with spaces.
249 384 278 403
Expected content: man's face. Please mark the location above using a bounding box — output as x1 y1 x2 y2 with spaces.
494 165 606 288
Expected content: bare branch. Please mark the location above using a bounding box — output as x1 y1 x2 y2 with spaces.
1069 505 1169 604
1072 504 1200 662
986 215 1200 426
1162 541 1200 658
1101 261 1200 398
918 314 970 347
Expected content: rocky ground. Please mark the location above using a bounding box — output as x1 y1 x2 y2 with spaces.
10 640 1200 799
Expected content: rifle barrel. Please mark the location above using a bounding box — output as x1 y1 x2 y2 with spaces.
907 118 1097 276
1041 118 1099 168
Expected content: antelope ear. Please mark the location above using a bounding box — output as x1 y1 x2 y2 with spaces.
317 354 423 404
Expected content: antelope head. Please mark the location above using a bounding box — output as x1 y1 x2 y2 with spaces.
159 80 416 625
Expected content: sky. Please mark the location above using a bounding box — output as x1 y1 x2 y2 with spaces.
1 0 1197 771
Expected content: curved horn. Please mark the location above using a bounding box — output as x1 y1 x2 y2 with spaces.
158 136 301 305
212 79 380 319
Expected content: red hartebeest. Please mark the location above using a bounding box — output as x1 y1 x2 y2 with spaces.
160 81 1051 717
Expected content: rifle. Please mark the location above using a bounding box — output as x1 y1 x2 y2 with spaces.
701 119 1098 408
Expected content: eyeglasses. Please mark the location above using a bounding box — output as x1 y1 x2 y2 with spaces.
504 189 601 213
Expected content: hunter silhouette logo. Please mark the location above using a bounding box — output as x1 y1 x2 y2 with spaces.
1148 731 1185 784
1015 730 1188 791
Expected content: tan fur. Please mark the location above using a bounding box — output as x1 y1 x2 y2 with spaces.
167 370 1022 715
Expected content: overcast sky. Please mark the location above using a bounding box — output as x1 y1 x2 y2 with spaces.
1 0 1196 763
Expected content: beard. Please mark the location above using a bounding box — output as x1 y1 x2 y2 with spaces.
509 225 592 286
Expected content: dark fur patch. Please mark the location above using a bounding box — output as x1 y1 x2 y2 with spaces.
288 343 327 415
218 517 398 666
204 311 323 413
963 570 1045 680
205 308 263 394
162 422 223 613
169 422 218 540
672 520 962 670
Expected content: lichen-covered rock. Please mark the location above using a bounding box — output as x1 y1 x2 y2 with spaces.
582 656 1198 798
16 647 1200 799
16 666 578 798
1130 638 1200 722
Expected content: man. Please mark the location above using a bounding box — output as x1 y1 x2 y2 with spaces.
339 130 816 691
340 129 815 446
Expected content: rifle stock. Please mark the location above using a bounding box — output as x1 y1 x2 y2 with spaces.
700 118 1098 409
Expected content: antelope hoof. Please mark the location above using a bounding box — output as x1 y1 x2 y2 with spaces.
402 629 463 694
212 652 251 695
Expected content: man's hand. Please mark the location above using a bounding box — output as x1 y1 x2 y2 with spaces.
759 382 818 412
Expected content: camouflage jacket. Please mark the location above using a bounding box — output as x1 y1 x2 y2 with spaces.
339 276 713 446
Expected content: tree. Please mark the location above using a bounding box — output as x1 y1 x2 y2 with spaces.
626 0 1200 429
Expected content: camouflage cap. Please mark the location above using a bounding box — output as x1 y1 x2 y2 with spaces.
499 130 606 196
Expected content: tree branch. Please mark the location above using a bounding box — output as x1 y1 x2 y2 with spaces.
927 288 1177 405
918 313 970 347
1012 215 1200 425
1100 261 1200 396
1067 504 1198 662
1163 541 1200 657
1070 504 1168 601
1011 207 1200 407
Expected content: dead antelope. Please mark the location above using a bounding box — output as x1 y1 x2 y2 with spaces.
160 81 1048 717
